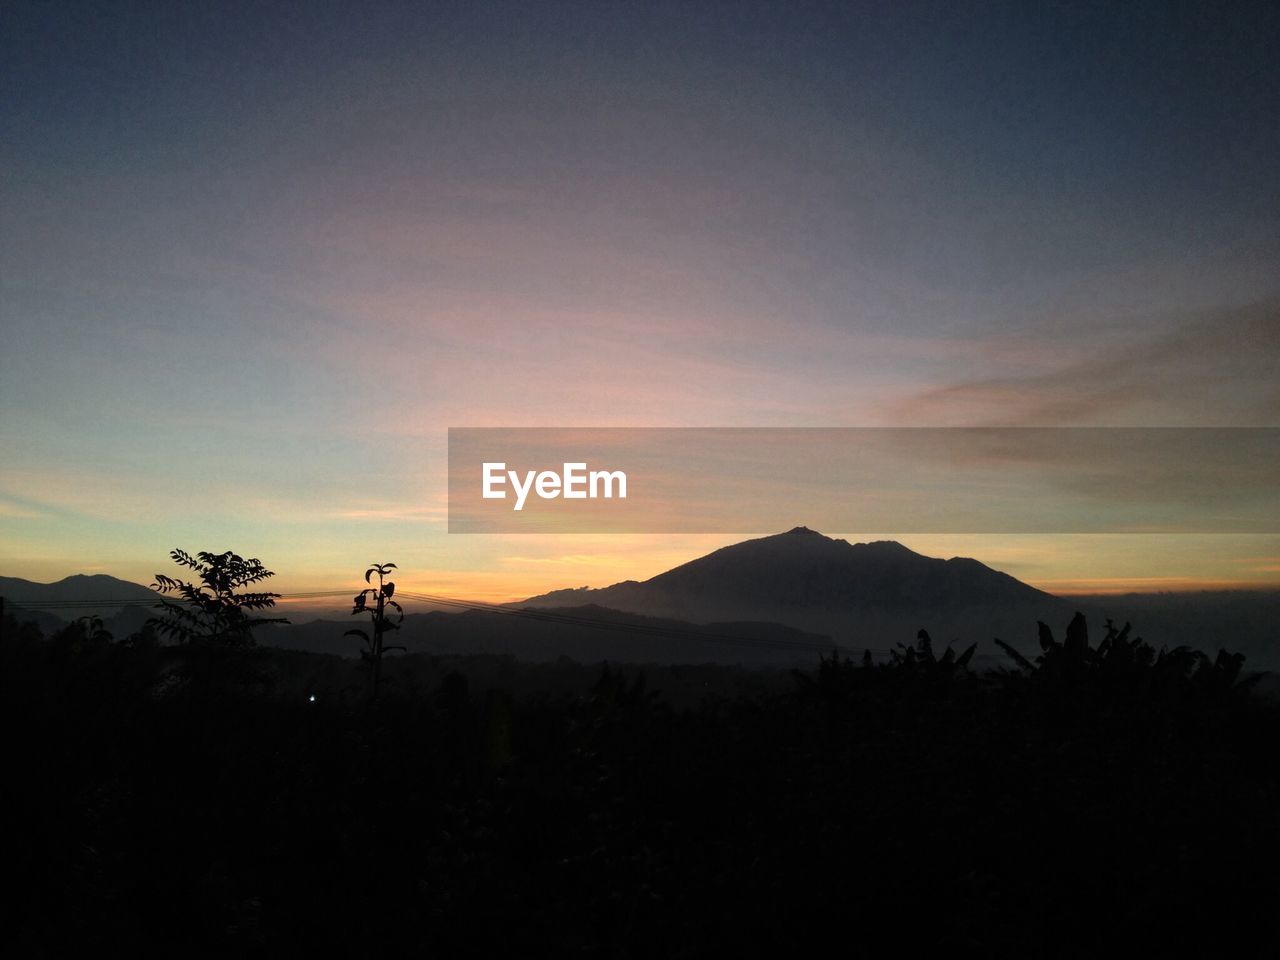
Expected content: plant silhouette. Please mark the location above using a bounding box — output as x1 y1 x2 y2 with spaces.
74 615 113 645
149 549 289 646
346 561 404 699
5 597 1279 956
891 628 976 677
995 610 1267 699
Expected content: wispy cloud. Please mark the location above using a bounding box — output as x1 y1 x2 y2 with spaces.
0 499 47 520
888 299 1280 427
499 554 626 567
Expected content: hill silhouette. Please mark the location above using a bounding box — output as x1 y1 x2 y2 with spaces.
0 573 159 634
9 539 1277 667
269 605 834 665
0 573 157 610
519 526 1075 648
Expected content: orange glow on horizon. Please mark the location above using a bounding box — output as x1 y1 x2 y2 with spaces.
268 571 1280 610
1031 577 1280 596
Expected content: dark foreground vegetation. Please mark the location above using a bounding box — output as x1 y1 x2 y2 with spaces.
3 610 1278 958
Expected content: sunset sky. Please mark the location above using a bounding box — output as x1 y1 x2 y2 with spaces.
3 1 1278 600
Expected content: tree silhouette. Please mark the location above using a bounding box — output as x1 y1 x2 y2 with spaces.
74 615 113 645
346 562 404 699
149 549 288 647
890 628 976 677
994 611 1266 699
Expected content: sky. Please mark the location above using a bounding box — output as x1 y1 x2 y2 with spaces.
2 0 1278 600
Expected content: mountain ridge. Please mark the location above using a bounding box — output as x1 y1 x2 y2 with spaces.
519 526 1055 612
0 573 159 602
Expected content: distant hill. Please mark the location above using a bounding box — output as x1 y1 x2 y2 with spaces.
266 605 834 666
7 538 1277 667
518 527 1075 648
0 573 159 634
515 529 1280 666
0 573 157 606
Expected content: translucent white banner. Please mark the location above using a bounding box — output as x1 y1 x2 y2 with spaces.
447 428 1280 534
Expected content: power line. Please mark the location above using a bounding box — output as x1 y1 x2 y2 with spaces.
4 590 354 608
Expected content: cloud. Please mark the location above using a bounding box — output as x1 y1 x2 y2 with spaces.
0 500 47 520
888 298 1280 426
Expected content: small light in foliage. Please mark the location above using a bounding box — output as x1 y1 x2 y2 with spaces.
309 694 316 703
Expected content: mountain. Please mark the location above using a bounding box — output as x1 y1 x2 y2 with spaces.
519 527 1075 648
0 573 157 606
523 527 1052 613
0 573 159 633
10 538 1274 666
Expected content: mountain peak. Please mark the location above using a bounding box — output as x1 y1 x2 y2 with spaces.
778 529 911 554
0 573 157 604
519 529 1056 626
